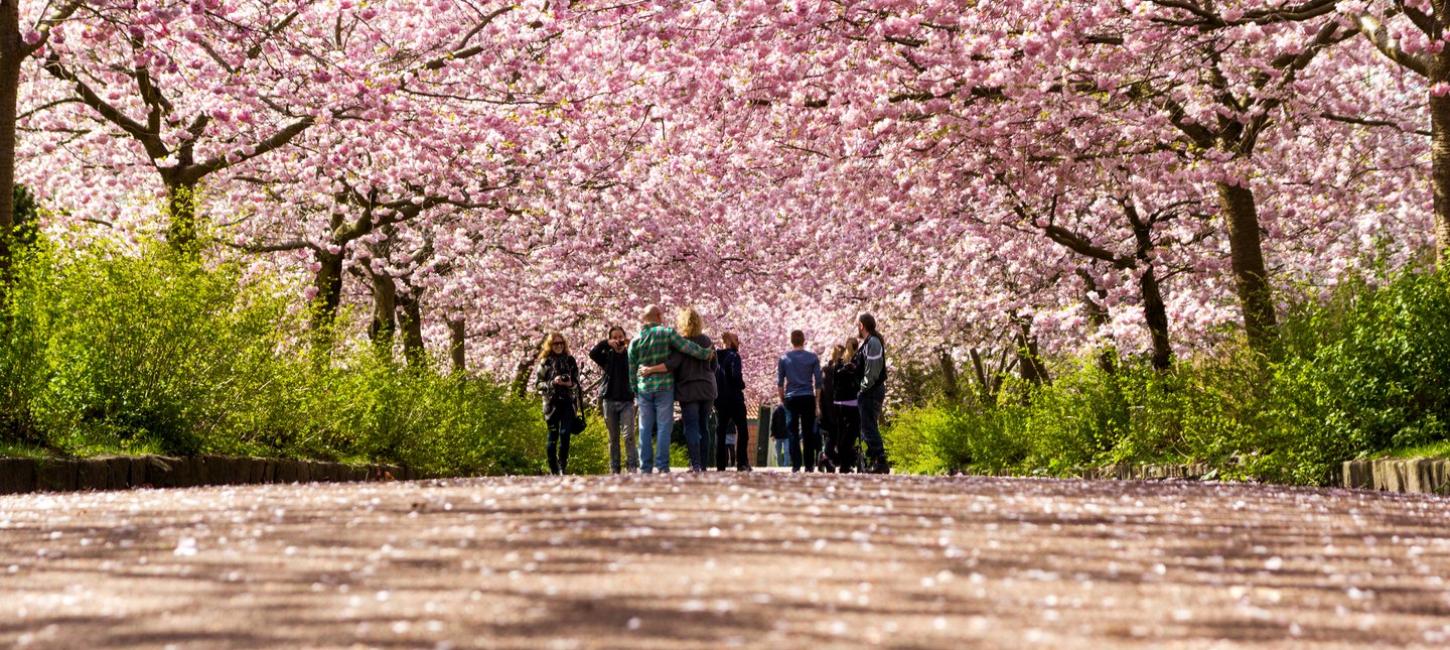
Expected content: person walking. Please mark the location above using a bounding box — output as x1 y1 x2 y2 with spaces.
589 326 637 474
713 332 751 471
647 307 716 472
829 338 862 472
770 403 790 467
721 427 738 468
854 314 890 474
534 331 581 475
777 330 822 472
628 304 714 474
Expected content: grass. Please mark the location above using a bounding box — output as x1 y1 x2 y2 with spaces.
1377 440 1450 460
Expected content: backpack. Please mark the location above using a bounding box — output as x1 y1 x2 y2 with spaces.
770 405 789 440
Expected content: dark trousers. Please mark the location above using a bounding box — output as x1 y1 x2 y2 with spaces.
832 405 861 472
546 411 573 475
715 401 749 470
785 395 818 472
819 402 835 461
858 386 885 460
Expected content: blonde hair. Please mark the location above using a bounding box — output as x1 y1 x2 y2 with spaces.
829 344 848 365
838 337 859 364
676 306 704 338
538 331 569 360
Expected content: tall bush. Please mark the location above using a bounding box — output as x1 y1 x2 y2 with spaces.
0 240 556 475
882 267 1450 486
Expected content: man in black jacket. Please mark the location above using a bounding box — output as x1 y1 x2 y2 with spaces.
590 326 637 473
713 332 751 471
770 404 789 467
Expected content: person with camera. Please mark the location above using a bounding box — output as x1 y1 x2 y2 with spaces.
589 326 637 473
535 331 582 475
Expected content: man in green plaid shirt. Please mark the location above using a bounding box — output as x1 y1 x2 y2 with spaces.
629 305 712 473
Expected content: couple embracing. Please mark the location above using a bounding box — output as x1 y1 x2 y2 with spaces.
628 304 747 473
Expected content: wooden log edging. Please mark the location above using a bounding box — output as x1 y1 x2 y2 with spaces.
1076 462 1214 481
1074 458 1450 495
1341 458 1450 494
0 455 415 495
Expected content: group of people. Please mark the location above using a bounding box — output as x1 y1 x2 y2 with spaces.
771 315 889 474
533 306 888 475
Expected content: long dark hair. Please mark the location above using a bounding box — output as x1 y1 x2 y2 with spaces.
858 313 883 345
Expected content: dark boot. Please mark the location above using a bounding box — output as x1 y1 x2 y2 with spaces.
868 455 890 474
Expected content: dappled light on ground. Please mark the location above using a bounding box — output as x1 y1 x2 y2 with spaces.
3 474 1450 648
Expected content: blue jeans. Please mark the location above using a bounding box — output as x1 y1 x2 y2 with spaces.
680 401 710 471
858 385 885 459
637 389 674 473
601 399 637 474
773 438 790 466
784 395 817 472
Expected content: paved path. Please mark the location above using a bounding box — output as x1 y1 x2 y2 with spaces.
3 473 1450 649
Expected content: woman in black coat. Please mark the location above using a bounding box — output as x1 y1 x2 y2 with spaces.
534 331 581 475
665 307 716 471
828 338 862 472
819 344 844 470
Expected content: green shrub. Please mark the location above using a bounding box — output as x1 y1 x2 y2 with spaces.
884 268 1450 486
883 401 1026 475
1012 364 1128 474
1250 269 1450 483
882 403 956 474
0 241 289 455
0 239 548 475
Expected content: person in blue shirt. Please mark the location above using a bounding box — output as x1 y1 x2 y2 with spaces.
777 330 823 472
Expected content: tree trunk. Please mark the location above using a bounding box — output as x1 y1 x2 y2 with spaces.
1216 182 1279 357
1139 265 1172 371
398 290 425 369
368 271 397 361
511 345 535 398
1076 269 1116 373
165 179 200 253
447 318 466 374
0 1 22 281
308 246 344 344
969 348 991 404
937 348 960 401
1432 90 1450 263
1012 315 1050 386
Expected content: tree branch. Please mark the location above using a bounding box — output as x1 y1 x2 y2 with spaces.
43 57 169 160
1353 12 1432 77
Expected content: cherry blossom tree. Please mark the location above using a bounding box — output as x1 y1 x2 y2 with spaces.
4 0 1440 404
